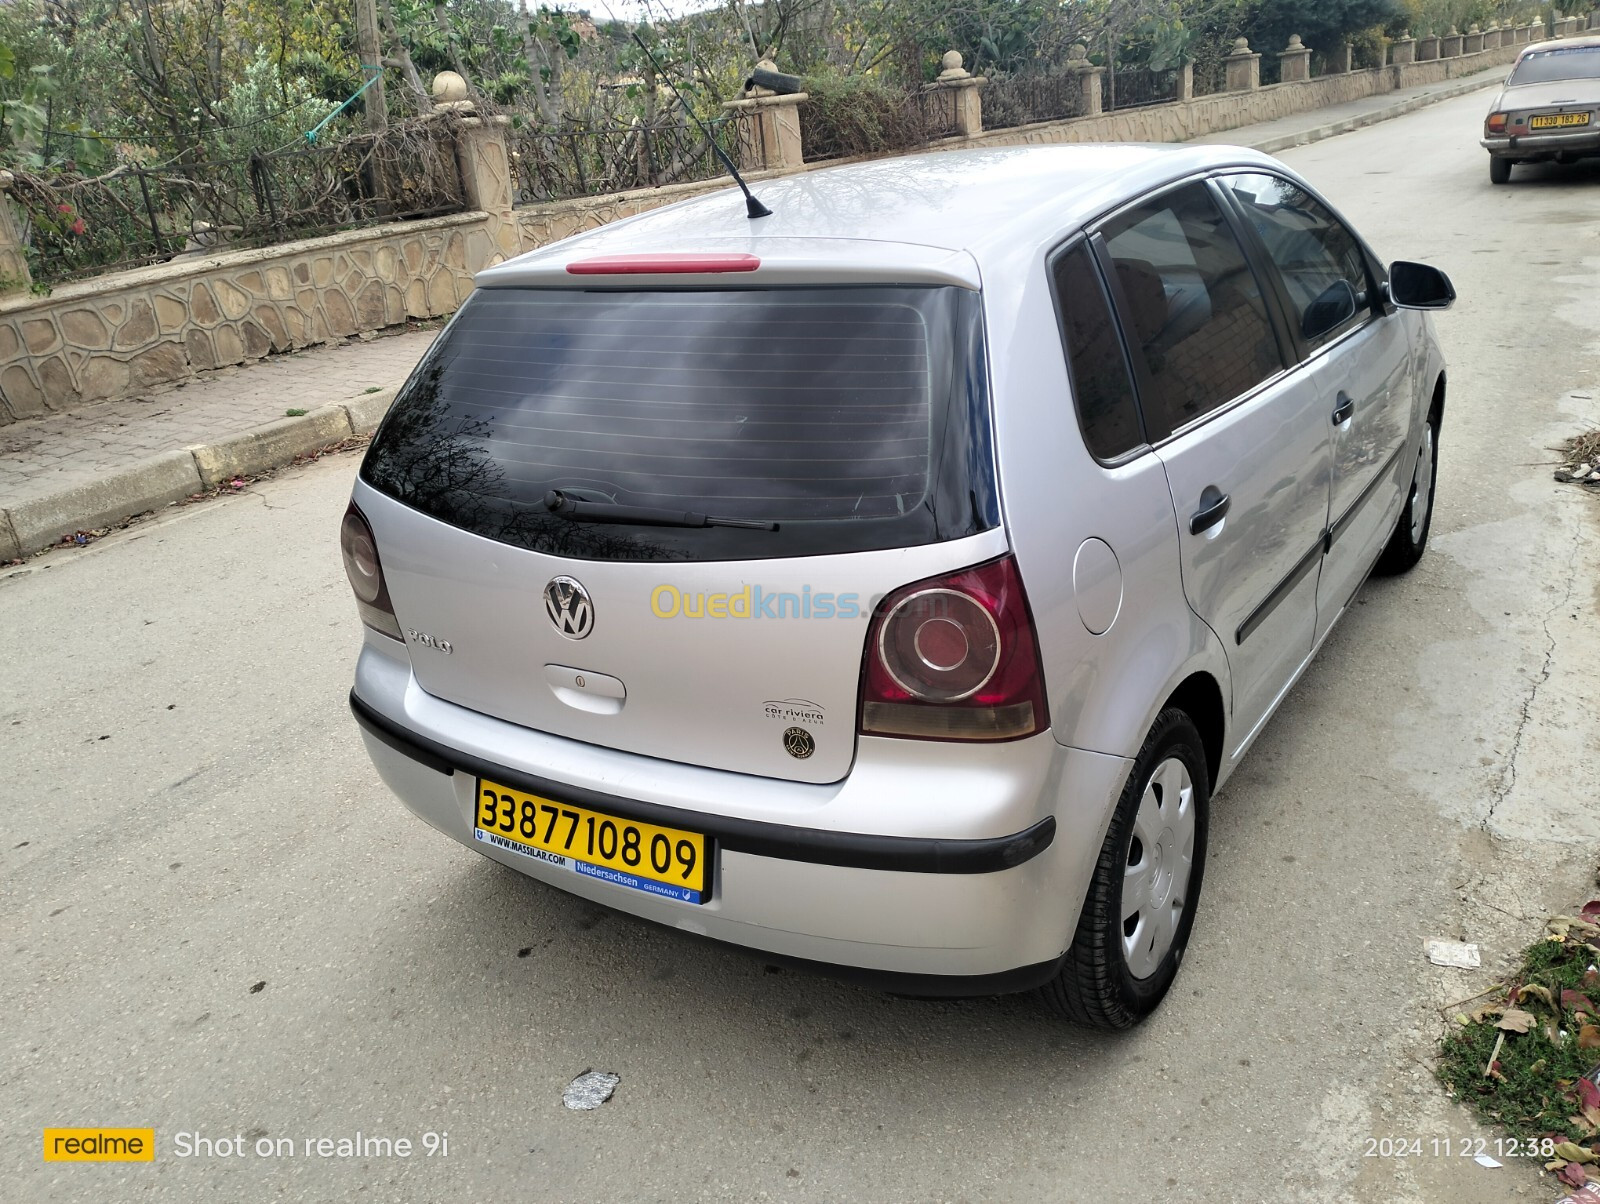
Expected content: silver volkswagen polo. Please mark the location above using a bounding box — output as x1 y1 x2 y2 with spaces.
343 145 1454 1027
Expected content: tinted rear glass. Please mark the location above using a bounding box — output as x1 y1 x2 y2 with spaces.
1509 46 1600 85
361 286 996 562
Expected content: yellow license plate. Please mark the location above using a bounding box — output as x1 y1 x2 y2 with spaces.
1529 112 1591 129
473 779 709 904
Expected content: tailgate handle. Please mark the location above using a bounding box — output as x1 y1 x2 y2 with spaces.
1189 486 1231 536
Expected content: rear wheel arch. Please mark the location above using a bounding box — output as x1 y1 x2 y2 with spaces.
1163 672 1224 793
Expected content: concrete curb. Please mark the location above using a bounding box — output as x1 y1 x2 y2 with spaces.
1 385 402 558
1242 73 1501 155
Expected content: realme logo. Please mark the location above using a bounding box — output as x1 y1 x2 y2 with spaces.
43 1128 154 1162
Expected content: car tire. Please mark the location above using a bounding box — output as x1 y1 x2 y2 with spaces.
1374 402 1440 576
1489 156 1512 185
1040 708 1209 1029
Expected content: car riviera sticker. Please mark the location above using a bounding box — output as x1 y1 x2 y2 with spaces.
763 698 825 726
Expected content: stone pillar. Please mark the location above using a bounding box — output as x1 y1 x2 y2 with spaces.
1176 60 1194 101
1225 37 1261 91
721 59 807 173
1418 35 1439 61
1390 32 1417 65
1441 28 1463 57
0 171 32 298
432 73 519 266
1279 34 1312 82
1066 44 1105 116
1332 43 1354 74
1487 25 1502 49
1464 24 1483 53
923 51 985 139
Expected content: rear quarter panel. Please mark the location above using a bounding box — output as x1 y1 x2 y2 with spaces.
977 233 1231 764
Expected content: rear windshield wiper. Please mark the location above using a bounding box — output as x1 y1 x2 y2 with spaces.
544 490 778 531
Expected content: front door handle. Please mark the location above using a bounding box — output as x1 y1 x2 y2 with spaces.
1189 485 1231 535
1332 391 1355 425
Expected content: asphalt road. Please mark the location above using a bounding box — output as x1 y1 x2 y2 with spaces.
5 89 1600 1203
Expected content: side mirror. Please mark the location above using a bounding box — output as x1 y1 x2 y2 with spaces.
1388 261 1456 310
1301 279 1358 340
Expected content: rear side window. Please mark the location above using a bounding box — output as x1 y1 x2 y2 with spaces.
361 286 997 562
1509 46 1600 85
1051 242 1144 461
1224 173 1372 352
1101 183 1283 441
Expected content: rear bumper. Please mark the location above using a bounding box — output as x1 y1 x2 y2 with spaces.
349 640 1132 988
1483 129 1600 157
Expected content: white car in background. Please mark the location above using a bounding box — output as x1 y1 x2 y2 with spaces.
1483 35 1600 182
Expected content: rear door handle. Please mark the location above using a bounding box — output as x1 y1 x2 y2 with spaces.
1332 391 1355 425
1189 486 1231 535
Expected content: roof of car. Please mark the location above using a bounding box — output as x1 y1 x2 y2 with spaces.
1518 34 1600 56
478 143 1287 289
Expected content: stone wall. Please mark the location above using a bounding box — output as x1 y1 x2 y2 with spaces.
0 213 490 422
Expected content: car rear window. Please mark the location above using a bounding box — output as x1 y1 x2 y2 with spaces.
361 285 997 562
1509 46 1600 85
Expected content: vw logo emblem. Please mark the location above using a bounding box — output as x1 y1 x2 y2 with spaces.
544 576 594 640
782 727 815 760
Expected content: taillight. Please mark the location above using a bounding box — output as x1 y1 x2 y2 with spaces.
859 556 1049 742
1487 111 1509 134
340 502 403 640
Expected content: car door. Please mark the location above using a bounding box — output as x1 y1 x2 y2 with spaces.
1096 180 1332 750
1219 172 1414 642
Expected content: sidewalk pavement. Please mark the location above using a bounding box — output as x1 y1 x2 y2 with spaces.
0 64 1509 561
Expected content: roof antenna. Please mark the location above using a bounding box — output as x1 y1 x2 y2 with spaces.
627 29 772 219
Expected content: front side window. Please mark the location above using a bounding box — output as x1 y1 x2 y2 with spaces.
361 286 997 562
1100 183 1283 441
1224 173 1373 351
1051 242 1144 461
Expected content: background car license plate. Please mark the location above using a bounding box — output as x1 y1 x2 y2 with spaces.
473 778 709 904
1530 112 1590 129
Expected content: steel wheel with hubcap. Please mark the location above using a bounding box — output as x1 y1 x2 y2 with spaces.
1041 708 1210 1028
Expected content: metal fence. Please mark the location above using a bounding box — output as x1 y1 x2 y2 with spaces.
510 119 732 204
1191 59 1230 97
981 71 1087 130
1103 66 1179 111
15 120 466 286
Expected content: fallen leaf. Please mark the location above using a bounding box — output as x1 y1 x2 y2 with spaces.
1556 1142 1598 1164
1566 990 1599 1013
1582 1025 1600 1050
1579 1078 1600 1112
1497 1008 1537 1033
1585 969 1600 991
1520 983 1556 1008
1582 900 1600 923
1563 1161 1591 1189
1488 1060 1506 1082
